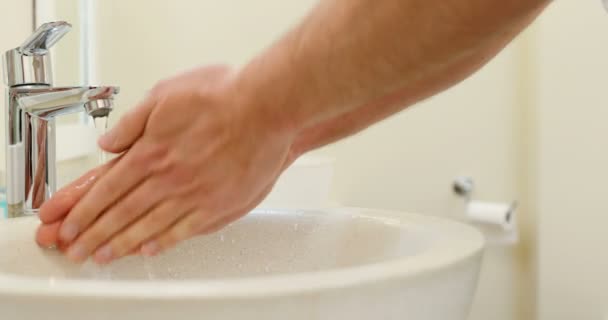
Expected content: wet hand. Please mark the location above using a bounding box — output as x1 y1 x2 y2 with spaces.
38 65 297 264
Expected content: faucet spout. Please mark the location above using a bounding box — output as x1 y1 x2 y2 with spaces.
13 86 119 118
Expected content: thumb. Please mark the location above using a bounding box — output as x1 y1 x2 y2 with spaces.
98 98 155 153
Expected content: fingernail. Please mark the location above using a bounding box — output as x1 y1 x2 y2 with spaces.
66 244 87 262
94 245 114 264
37 241 56 250
59 223 79 242
141 241 160 257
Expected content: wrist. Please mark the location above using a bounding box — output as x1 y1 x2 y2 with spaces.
231 36 316 138
227 65 300 141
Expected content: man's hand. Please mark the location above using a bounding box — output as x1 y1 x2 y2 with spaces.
38 65 296 264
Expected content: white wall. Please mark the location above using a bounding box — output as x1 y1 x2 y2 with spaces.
92 0 318 126
535 2 608 319
0 1 33 172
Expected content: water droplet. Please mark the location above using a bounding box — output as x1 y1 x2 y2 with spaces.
143 259 156 280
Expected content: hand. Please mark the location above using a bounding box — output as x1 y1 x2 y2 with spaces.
36 138 302 254
36 158 117 250
38 65 297 264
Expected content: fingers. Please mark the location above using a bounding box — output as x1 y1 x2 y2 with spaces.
38 159 115 224
139 212 203 257
36 220 62 248
38 194 78 225
98 99 155 153
80 171 274 263
92 200 190 264
63 177 168 263
37 220 139 256
137 183 275 258
58 143 160 245
38 175 96 225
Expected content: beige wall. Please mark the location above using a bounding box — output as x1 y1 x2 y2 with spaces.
535 2 608 319
92 0 318 126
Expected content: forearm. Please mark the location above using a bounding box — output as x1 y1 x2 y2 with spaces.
290 1 549 155
236 0 549 133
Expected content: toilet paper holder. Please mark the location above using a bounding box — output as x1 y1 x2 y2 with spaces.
453 176 475 200
452 176 518 245
452 176 518 225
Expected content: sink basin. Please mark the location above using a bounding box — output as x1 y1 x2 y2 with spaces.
0 208 484 320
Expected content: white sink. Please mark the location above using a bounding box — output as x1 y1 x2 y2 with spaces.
0 208 484 320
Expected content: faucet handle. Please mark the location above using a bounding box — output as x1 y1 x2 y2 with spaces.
3 21 71 87
19 21 72 55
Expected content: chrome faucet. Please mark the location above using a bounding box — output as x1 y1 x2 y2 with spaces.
2 21 119 218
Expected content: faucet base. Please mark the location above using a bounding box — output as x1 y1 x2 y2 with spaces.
7 203 36 218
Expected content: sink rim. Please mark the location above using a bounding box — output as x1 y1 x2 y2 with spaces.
0 207 484 299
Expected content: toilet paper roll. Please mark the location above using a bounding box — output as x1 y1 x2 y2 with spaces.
466 201 516 230
466 201 518 245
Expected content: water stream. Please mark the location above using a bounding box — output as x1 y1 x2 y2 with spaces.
92 115 109 165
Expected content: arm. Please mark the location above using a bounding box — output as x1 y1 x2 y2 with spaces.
287 2 549 157
238 0 549 139
38 0 551 263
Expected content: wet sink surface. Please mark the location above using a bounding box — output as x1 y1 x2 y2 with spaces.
0 208 484 320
